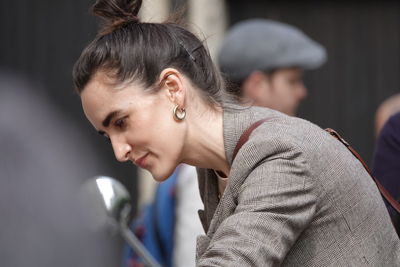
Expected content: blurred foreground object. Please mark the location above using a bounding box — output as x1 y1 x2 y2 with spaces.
89 176 161 267
0 71 121 267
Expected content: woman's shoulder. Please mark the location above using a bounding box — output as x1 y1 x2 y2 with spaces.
229 106 354 174
223 105 330 163
227 105 324 146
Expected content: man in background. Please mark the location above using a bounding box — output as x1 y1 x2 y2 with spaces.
218 18 327 116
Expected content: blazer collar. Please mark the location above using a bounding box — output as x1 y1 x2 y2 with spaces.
222 104 257 165
197 104 257 233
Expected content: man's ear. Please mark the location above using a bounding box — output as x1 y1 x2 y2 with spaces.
159 68 186 107
241 71 270 100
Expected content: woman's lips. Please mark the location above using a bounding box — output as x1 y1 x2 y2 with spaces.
134 153 148 168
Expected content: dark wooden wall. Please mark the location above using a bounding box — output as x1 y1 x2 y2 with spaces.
228 0 400 163
0 0 138 209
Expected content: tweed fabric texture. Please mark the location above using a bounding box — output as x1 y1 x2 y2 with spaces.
196 105 400 266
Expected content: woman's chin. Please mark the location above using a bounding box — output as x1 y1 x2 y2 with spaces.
150 166 177 182
152 173 171 182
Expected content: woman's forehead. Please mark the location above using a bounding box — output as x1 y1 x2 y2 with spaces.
81 75 149 126
82 77 112 107
80 76 119 126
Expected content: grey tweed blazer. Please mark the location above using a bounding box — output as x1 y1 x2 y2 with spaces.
196 105 400 266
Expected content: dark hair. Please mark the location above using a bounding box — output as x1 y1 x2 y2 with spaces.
73 0 225 107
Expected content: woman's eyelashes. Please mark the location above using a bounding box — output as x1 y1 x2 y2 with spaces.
114 116 128 129
98 116 128 144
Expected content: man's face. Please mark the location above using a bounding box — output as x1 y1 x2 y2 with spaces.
245 67 307 116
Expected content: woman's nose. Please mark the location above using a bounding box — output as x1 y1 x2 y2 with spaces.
111 138 131 162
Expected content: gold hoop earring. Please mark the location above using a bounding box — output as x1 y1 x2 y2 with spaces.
173 104 186 121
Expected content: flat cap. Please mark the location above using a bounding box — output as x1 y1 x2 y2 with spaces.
218 19 327 81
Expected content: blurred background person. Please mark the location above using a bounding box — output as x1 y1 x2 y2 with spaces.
0 70 122 267
218 18 327 116
374 93 400 136
372 93 400 233
372 112 400 221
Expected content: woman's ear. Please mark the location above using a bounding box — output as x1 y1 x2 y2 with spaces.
159 68 186 107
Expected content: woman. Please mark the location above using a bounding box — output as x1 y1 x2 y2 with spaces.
73 0 400 266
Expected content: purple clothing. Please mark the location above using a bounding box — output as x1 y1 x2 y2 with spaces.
372 112 400 216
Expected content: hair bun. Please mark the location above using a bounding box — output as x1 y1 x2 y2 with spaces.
93 0 142 32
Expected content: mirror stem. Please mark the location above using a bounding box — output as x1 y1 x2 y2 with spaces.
119 206 162 267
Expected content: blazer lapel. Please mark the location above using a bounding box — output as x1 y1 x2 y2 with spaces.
197 168 220 233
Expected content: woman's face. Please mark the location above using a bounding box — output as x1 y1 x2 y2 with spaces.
80 71 186 181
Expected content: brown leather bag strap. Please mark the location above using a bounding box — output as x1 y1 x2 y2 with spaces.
233 119 400 214
232 118 272 161
325 128 400 214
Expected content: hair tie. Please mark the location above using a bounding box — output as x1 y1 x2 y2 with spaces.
179 41 195 61
179 41 203 62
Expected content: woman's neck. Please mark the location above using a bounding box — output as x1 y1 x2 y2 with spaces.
181 104 230 176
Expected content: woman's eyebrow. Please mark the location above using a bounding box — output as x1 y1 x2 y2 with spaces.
102 110 122 127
